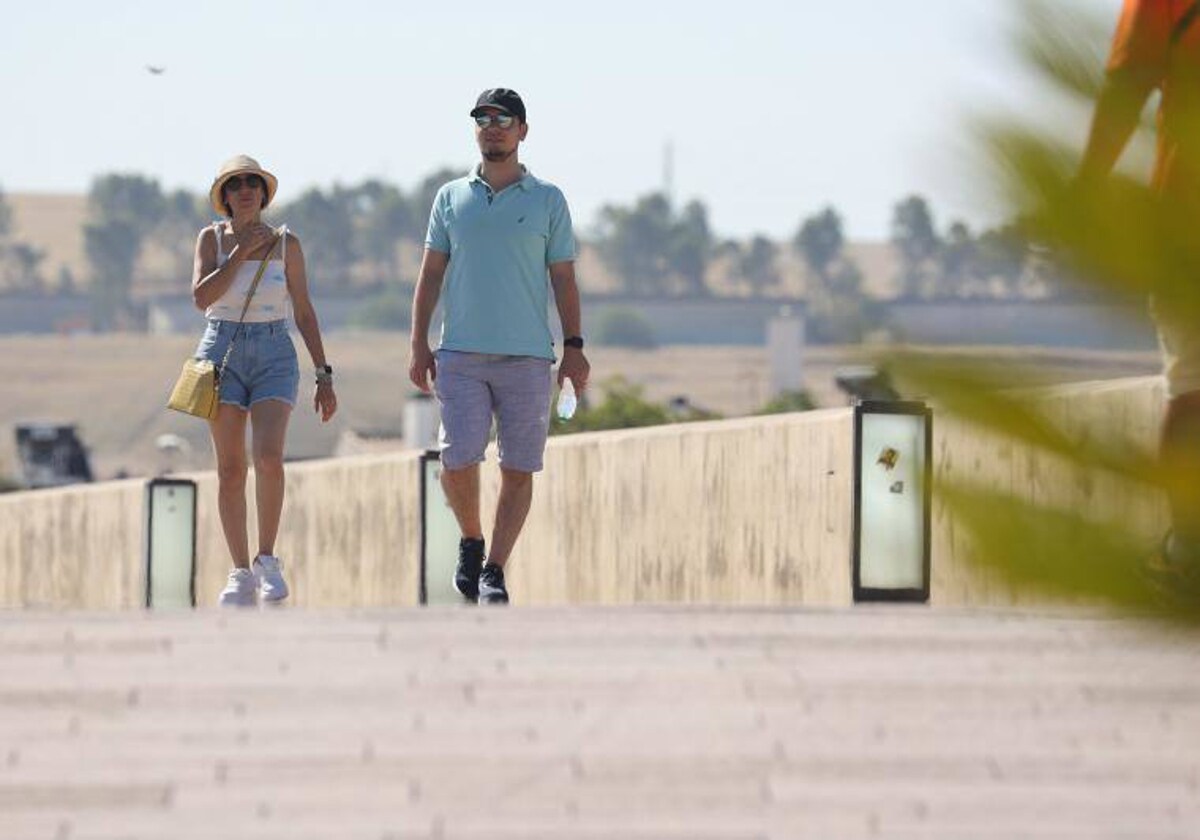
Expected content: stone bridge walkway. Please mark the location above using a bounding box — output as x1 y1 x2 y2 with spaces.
2 606 1198 839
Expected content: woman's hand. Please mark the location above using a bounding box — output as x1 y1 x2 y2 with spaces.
234 223 276 259
314 381 337 423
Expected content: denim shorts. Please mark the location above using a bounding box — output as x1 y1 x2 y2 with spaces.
195 319 299 410
434 350 553 473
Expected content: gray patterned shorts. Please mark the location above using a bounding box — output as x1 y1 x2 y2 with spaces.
433 350 553 473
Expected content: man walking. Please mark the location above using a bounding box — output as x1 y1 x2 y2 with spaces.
408 87 590 605
1081 0 1200 576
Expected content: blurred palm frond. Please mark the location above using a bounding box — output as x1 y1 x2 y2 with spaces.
940 482 1200 620
883 0 1200 624
1014 0 1112 103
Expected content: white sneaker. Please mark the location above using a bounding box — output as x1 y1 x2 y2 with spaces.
218 567 257 607
253 554 290 603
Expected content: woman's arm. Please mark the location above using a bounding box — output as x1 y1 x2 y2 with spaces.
284 234 338 422
191 222 276 310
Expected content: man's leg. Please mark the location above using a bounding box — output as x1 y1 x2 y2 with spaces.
1161 391 1200 559
443 464 487 600
435 351 491 537
488 467 534 568
480 356 551 604
441 464 483 540
434 351 495 600
489 356 552 567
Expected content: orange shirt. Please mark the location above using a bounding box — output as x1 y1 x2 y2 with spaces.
1108 0 1200 194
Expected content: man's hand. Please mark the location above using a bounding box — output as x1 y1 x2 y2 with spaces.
409 342 437 393
558 347 589 392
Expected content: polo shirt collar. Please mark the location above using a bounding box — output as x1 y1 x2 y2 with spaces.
469 164 532 190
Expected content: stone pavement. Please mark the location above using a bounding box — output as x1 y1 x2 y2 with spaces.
1 606 1199 840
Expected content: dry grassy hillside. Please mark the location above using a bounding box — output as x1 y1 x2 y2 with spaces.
6 193 244 294
0 333 793 481
7 193 88 284
0 331 1159 485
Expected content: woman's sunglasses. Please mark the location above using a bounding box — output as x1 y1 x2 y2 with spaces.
224 174 265 192
474 113 516 130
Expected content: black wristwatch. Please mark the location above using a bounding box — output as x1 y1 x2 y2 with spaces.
563 336 585 350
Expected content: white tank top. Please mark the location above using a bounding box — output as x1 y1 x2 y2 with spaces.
205 222 291 322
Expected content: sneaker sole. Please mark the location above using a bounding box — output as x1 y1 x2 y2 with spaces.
452 575 478 602
219 597 257 608
256 575 289 602
254 567 289 604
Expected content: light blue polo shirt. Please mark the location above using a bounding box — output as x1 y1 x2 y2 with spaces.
425 165 576 360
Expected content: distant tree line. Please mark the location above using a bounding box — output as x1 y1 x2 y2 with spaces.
885 194 1068 302
4 170 1082 334
68 169 463 330
787 195 1093 340
0 186 51 294
82 175 209 329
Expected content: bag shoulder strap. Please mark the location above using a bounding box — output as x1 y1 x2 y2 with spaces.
216 233 281 378
233 233 281 325
1171 1 1200 45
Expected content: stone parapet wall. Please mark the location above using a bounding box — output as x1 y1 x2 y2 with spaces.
0 377 1166 609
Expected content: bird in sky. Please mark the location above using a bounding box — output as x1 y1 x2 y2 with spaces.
146 65 165 75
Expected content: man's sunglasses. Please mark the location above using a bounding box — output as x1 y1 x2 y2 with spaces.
224 174 265 192
474 113 516 129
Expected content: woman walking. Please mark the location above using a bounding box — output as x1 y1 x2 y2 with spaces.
191 155 337 606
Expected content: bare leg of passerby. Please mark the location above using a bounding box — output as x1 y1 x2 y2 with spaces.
488 468 533 569
441 464 484 539
443 464 487 600
1161 391 1200 561
210 405 251 568
250 399 293 555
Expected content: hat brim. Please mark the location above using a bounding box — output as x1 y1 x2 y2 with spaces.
209 168 278 217
470 105 517 118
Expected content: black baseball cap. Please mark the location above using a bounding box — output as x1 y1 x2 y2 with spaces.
470 88 526 122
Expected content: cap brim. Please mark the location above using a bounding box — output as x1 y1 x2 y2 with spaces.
470 105 515 118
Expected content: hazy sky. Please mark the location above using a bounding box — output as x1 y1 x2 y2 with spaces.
1 0 1122 241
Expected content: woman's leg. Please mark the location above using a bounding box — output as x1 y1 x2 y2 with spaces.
210 404 250 568
250 399 293 556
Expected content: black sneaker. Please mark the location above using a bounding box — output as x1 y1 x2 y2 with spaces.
1145 530 1200 601
477 563 509 605
454 538 485 601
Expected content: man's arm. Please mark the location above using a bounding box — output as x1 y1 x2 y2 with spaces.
1081 0 1164 180
1079 66 1159 181
408 248 449 392
549 260 590 391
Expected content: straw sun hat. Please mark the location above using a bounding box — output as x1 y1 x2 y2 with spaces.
209 154 278 216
